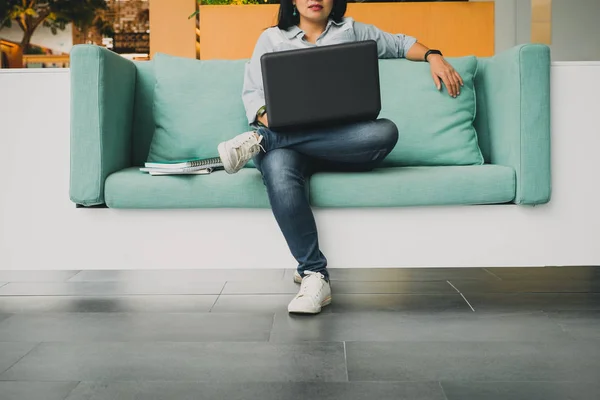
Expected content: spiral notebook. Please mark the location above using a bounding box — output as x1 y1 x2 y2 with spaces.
144 156 223 170
141 156 223 176
146 168 216 176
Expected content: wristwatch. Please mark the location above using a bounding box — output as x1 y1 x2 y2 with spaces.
256 105 267 118
424 49 443 62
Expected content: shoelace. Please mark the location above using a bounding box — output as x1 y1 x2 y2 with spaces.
298 271 325 298
232 134 264 171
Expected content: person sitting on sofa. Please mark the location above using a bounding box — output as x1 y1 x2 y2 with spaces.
217 0 463 315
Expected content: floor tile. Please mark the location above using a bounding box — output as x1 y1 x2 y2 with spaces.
485 266 600 281
66 381 446 400
269 311 569 343
1 342 347 382
222 280 300 295
450 279 600 293
284 268 494 282
0 270 79 282
0 281 225 296
0 295 218 313
465 293 600 312
0 381 79 400
0 342 38 375
547 311 600 340
329 294 471 313
223 280 454 295
69 269 285 282
441 381 600 400
0 313 273 342
210 295 330 313
345 341 600 382
330 281 455 294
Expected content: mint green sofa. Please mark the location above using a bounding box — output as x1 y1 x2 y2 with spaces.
69 44 551 209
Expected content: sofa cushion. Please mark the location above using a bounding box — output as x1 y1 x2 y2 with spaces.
105 168 270 209
146 54 481 168
378 57 484 167
105 165 514 209
310 165 515 207
147 53 249 162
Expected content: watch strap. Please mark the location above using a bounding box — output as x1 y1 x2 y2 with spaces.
256 105 267 117
424 49 443 62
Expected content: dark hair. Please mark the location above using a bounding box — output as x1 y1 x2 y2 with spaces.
277 0 347 30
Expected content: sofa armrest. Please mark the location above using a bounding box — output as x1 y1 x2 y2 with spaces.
69 45 136 206
475 44 551 205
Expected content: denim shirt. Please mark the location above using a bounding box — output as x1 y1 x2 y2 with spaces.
242 17 418 125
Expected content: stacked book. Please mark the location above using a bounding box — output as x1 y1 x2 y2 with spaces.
139 157 224 176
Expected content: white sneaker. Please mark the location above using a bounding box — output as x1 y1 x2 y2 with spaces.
293 271 302 284
288 271 332 314
217 131 264 174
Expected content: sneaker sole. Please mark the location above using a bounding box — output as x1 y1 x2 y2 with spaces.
288 295 332 314
217 142 235 174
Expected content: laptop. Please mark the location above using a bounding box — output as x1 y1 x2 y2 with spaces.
260 40 381 132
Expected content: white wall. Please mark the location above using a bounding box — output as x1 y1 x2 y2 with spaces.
551 0 600 61
0 24 73 54
474 0 600 61
472 0 519 53
0 64 599 271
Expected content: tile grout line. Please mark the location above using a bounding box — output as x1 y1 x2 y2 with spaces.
0 342 42 377
447 280 476 312
208 282 227 312
343 341 349 382
61 381 84 400
483 268 503 281
267 313 276 342
65 270 83 282
438 381 450 400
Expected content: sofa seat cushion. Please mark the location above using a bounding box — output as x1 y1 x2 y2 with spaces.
309 165 516 208
105 168 270 209
105 165 515 209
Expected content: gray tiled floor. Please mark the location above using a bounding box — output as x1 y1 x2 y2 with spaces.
0 266 598 400
440 381 600 400
64 381 447 400
0 342 347 382
0 281 225 296
450 279 600 293
0 295 219 313
0 381 79 400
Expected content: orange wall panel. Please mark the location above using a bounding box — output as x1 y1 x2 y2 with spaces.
199 2 494 60
150 0 197 59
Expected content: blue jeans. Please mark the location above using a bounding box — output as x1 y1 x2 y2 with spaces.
253 119 399 280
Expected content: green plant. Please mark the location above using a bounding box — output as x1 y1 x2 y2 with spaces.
0 0 108 52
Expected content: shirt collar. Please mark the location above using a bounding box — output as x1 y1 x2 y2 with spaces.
283 18 346 39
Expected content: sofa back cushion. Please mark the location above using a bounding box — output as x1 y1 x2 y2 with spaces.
147 53 249 162
137 54 483 166
378 56 483 166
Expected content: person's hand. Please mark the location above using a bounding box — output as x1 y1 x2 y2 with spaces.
257 113 269 128
428 55 463 98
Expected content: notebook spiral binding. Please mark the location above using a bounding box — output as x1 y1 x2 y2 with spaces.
188 157 222 167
